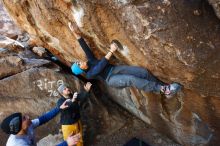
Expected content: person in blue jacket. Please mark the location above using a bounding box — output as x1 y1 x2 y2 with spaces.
1 100 80 146
69 23 181 98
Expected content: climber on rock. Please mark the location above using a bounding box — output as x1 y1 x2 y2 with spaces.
68 22 181 98
1 101 80 146
57 82 92 146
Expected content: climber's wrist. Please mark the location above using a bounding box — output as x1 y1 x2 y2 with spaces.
74 33 81 39
105 52 112 60
109 50 113 54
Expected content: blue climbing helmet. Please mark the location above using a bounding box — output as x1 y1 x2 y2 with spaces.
71 62 84 75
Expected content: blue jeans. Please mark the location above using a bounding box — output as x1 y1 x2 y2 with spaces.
105 65 164 93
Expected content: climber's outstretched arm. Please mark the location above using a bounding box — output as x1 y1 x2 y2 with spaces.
78 37 97 61
68 22 81 39
69 22 97 61
68 22 118 61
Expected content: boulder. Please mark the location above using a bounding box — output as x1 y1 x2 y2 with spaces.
1 0 220 145
0 51 51 79
0 53 126 145
32 46 47 57
0 2 21 38
208 0 220 19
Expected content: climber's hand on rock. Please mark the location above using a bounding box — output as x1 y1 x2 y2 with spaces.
66 132 81 146
68 22 81 39
68 22 76 32
105 43 118 60
110 43 118 53
84 82 92 92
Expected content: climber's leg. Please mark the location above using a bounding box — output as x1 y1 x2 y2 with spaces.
106 74 161 93
110 65 164 84
106 71 182 97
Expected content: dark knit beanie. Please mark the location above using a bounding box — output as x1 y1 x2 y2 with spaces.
58 84 68 94
1 113 22 134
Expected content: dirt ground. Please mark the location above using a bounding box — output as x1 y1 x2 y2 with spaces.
92 114 181 146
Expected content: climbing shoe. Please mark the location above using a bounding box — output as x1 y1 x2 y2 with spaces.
160 83 182 99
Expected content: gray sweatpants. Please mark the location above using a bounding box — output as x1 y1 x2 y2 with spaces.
105 65 164 93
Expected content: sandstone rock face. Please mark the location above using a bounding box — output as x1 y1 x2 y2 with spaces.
0 53 51 79
208 0 220 19
32 46 47 57
0 47 132 146
0 2 21 37
1 0 220 145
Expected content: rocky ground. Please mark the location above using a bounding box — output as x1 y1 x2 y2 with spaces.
93 112 181 146
38 111 181 146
